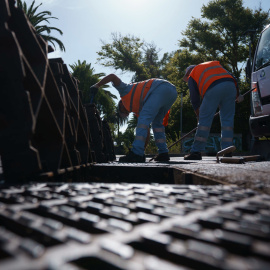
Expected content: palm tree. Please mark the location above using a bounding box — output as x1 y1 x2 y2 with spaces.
115 109 129 140
69 60 117 121
127 114 138 131
16 0 65 51
69 60 130 143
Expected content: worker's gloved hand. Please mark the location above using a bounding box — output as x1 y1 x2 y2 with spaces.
89 85 99 103
236 94 244 103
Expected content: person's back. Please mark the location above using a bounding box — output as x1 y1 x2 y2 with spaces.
90 74 177 163
183 62 241 160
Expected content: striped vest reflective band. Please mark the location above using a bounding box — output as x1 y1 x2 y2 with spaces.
121 79 155 115
189 61 234 97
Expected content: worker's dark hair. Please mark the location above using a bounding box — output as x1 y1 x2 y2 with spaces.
118 100 129 119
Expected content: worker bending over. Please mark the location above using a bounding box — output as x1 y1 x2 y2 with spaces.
183 61 243 160
90 74 177 163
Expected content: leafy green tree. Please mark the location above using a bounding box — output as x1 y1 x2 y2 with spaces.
115 110 129 142
166 0 270 150
17 0 65 51
69 60 117 122
114 114 136 152
162 49 205 140
126 114 138 131
97 32 171 81
179 0 270 78
96 1 270 151
97 33 173 147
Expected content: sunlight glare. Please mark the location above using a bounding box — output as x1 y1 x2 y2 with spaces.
123 0 147 9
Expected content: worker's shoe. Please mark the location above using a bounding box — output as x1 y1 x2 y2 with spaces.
154 152 170 162
119 151 145 163
184 152 202 160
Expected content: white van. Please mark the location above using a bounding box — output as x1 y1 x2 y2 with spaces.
248 24 270 160
249 24 270 138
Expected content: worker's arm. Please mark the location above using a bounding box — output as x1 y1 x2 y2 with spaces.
93 74 121 88
227 72 244 103
188 77 201 117
89 74 122 103
230 75 243 103
225 70 241 99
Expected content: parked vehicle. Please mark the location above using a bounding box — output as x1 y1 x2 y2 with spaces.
248 24 270 137
246 24 270 159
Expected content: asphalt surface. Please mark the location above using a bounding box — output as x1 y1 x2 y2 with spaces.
114 155 270 195
1 155 269 194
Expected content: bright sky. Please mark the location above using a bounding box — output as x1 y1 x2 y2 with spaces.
23 0 270 97
22 0 270 131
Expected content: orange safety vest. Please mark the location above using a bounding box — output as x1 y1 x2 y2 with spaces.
121 79 170 126
189 61 235 97
121 79 155 115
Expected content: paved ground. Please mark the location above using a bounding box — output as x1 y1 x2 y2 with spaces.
169 156 270 194
114 155 270 195
1 155 269 194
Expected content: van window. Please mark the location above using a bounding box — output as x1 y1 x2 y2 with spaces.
255 26 270 71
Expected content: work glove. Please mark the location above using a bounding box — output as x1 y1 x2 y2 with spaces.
89 85 99 103
236 94 244 103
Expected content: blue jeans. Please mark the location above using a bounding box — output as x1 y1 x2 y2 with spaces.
191 81 236 153
132 82 177 156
